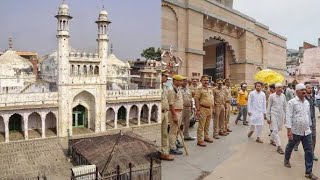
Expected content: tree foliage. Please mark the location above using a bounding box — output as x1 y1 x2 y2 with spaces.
141 47 161 61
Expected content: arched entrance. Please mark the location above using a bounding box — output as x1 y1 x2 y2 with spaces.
117 106 127 128
203 37 234 82
72 105 87 128
72 91 95 134
106 108 115 129
140 105 149 124
9 113 24 141
129 105 139 126
0 116 4 142
151 105 158 123
28 112 42 139
45 112 57 137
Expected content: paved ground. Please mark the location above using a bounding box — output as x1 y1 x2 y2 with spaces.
162 113 320 180
0 124 160 180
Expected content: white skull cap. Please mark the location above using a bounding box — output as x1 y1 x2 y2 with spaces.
275 83 282 88
295 83 306 90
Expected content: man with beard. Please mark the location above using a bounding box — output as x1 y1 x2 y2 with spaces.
168 75 184 155
181 78 195 141
160 70 174 161
247 82 267 143
294 84 318 161
212 78 228 138
267 83 287 154
284 84 318 179
236 83 249 126
195 75 214 147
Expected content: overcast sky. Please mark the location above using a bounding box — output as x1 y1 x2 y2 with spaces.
234 0 320 49
0 0 160 60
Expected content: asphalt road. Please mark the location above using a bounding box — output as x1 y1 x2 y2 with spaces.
162 113 320 180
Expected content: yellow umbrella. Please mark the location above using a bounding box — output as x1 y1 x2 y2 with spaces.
254 69 284 84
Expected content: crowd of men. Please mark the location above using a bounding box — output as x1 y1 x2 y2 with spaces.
160 70 319 179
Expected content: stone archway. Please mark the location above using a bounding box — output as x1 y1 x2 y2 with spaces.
9 113 24 141
72 91 95 135
129 105 139 126
140 104 149 125
151 105 158 123
45 112 57 137
117 106 127 128
28 112 42 139
0 116 4 142
106 108 115 129
203 36 236 82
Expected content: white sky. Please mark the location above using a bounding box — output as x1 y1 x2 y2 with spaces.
234 0 320 49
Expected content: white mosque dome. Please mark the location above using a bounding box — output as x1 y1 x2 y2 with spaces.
99 9 108 16
107 53 127 67
0 50 33 69
59 3 69 10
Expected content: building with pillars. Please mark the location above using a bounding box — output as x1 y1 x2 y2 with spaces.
162 0 287 84
0 2 161 143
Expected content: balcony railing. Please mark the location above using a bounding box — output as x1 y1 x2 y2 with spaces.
0 92 58 107
106 89 161 102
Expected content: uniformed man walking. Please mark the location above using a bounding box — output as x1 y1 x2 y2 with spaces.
195 75 214 147
212 78 228 139
224 79 232 133
160 70 174 161
181 78 196 141
189 78 199 98
168 75 184 155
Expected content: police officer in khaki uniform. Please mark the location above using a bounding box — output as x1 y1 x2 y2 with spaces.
212 78 228 139
160 70 174 161
224 79 233 133
195 75 214 147
168 74 184 155
189 78 199 98
181 77 195 141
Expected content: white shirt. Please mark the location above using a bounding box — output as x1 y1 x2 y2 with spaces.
247 90 266 125
285 96 312 136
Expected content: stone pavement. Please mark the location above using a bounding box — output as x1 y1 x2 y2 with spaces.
162 114 320 180
0 124 160 180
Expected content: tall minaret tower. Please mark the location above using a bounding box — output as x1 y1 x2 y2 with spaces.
55 1 72 85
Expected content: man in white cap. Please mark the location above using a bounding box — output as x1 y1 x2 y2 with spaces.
247 81 267 143
267 83 287 154
284 83 318 179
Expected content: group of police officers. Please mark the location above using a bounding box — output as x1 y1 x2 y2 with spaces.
160 70 232 161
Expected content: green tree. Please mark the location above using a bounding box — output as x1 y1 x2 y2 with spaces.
141 47 161 61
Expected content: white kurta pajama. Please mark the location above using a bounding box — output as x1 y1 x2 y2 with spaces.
267 93 287 146
247 90 266 137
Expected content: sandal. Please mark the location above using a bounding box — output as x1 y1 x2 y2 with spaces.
270 140 276 146
305 173 319 180
247 131 254 138
284 160 291 168
256 138 263 143
277 147 284 154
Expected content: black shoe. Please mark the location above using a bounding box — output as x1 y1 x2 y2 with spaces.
314 155 318 161
176 140 184 149
243 122 249 126
184 137 196 141
170 149 183 155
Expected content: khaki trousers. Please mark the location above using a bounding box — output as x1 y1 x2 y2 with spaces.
214 105 225 135
161 111 169 154
225 103 231 130
169 111 182 150
182 107 192 138
197 107 211 141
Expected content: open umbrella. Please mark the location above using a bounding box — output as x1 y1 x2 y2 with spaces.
254 69 284 84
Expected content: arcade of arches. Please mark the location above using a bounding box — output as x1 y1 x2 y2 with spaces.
162 0 287 84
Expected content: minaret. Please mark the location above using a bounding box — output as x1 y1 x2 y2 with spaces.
96 7 111 59
55 1 72 84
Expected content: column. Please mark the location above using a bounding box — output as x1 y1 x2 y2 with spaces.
4 115 9 143
148 105 151 124
137 106 141 126
126 106 130 128
23 113 29 140
114 108 118 129
157 104 161 123
41 112 46 138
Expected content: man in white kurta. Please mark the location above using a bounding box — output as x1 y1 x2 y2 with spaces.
267 83 287 154
247 82 267 143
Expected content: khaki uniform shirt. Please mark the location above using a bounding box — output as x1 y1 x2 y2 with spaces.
161 84 170 111
168 85 183 110
189 85 198 97
195 87 214 108
181 87 192 107
212 87 227 106
224 86 232 103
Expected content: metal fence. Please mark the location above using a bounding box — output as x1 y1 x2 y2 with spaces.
70 158 161 180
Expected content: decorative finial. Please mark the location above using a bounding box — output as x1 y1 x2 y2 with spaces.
102 5 105 9
8 38 13 49
110 43 113 54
